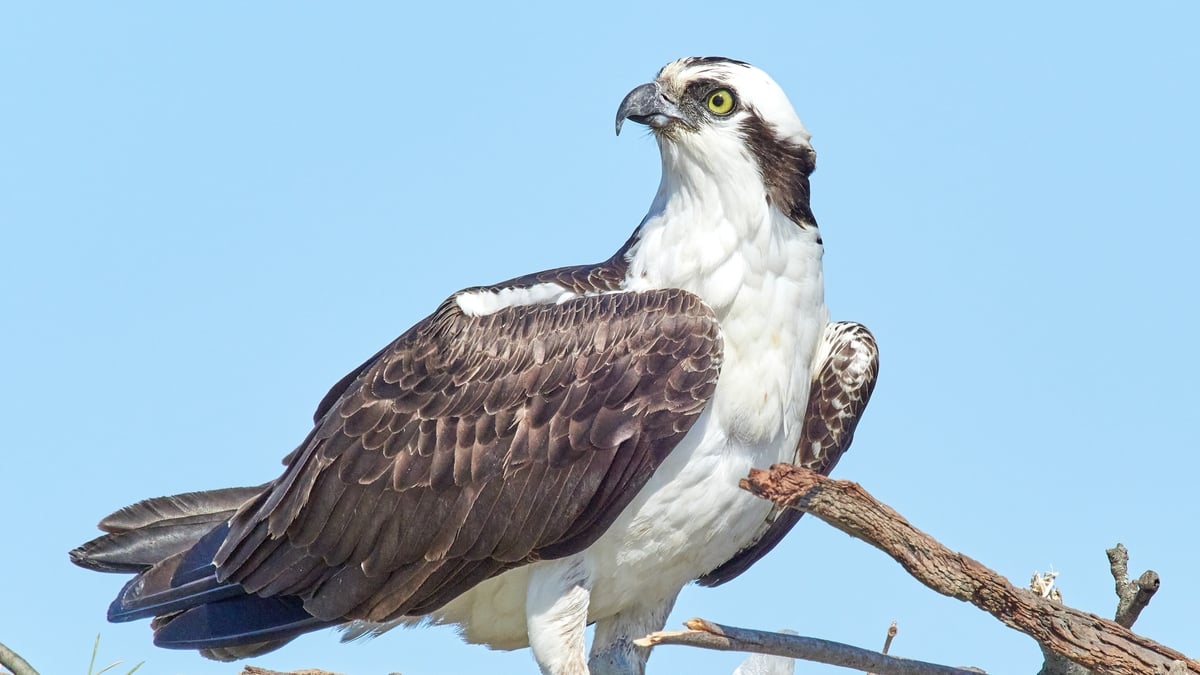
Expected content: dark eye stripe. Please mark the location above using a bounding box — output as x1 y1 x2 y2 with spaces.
683 78 724 102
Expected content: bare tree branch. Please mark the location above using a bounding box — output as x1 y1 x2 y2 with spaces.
739 464 1200 675
0 642 39 675
1107 544 1160 630
240 662 350 667
240 666 404 675
637 618 983 675
1039 543 1165 675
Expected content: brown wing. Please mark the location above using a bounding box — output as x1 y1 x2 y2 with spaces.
214 289 722 622
697 321 877 587
306 252 637 427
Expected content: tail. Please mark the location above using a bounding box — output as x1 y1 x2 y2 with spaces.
71 486 334 661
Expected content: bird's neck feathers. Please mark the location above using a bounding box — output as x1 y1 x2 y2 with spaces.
622 125 822 311
736 113 818 228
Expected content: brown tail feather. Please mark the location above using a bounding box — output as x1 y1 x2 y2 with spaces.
70 486 265 573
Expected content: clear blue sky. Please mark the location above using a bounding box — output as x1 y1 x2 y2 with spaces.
3 3 1198 674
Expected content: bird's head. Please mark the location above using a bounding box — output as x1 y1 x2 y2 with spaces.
616 57 818 226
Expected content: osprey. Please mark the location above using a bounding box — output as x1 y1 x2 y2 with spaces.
71 57 879 675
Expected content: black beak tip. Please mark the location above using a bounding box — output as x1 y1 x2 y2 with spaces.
615 82 665 137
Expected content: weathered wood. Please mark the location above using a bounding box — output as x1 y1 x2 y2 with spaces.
240 662 350 667
1107 543 1160 630
740 464 1199 675
638 618 984 674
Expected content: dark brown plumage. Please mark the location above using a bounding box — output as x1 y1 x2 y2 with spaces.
738 112 819 229
76 285 723 653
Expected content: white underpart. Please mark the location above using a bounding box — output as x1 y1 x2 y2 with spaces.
346 60 828 674
526 556 594 675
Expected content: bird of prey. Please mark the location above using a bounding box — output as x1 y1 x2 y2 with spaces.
71 57 879 675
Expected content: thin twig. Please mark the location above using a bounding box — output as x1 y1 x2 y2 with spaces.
638 618 984 675
867 621 900 675
882 621 898 655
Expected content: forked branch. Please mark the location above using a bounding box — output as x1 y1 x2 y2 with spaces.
739 464 1198 675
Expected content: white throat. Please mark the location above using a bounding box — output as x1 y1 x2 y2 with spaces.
622 133 828 444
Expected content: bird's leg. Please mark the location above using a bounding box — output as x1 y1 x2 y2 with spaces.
587 590 679 675
527 555 593 675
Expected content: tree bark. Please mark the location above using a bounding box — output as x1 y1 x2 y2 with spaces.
739 464 1198 675
1107 544 1160 630
240 662 350 667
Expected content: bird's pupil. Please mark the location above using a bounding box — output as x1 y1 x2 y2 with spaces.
713 94 724 106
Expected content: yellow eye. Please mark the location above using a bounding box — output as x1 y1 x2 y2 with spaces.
706 88 735 115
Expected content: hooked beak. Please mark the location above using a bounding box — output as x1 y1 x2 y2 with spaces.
615 82 684 136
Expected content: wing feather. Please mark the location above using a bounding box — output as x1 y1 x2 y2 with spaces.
212 290 721 622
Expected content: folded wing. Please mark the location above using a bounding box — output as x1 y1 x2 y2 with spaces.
84 289 723 655
698 321 877 586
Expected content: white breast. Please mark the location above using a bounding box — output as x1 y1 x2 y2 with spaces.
625 140 829 445
389 193 827 652
581 198 827 615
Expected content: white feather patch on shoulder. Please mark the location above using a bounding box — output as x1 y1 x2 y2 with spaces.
455 282 575 316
